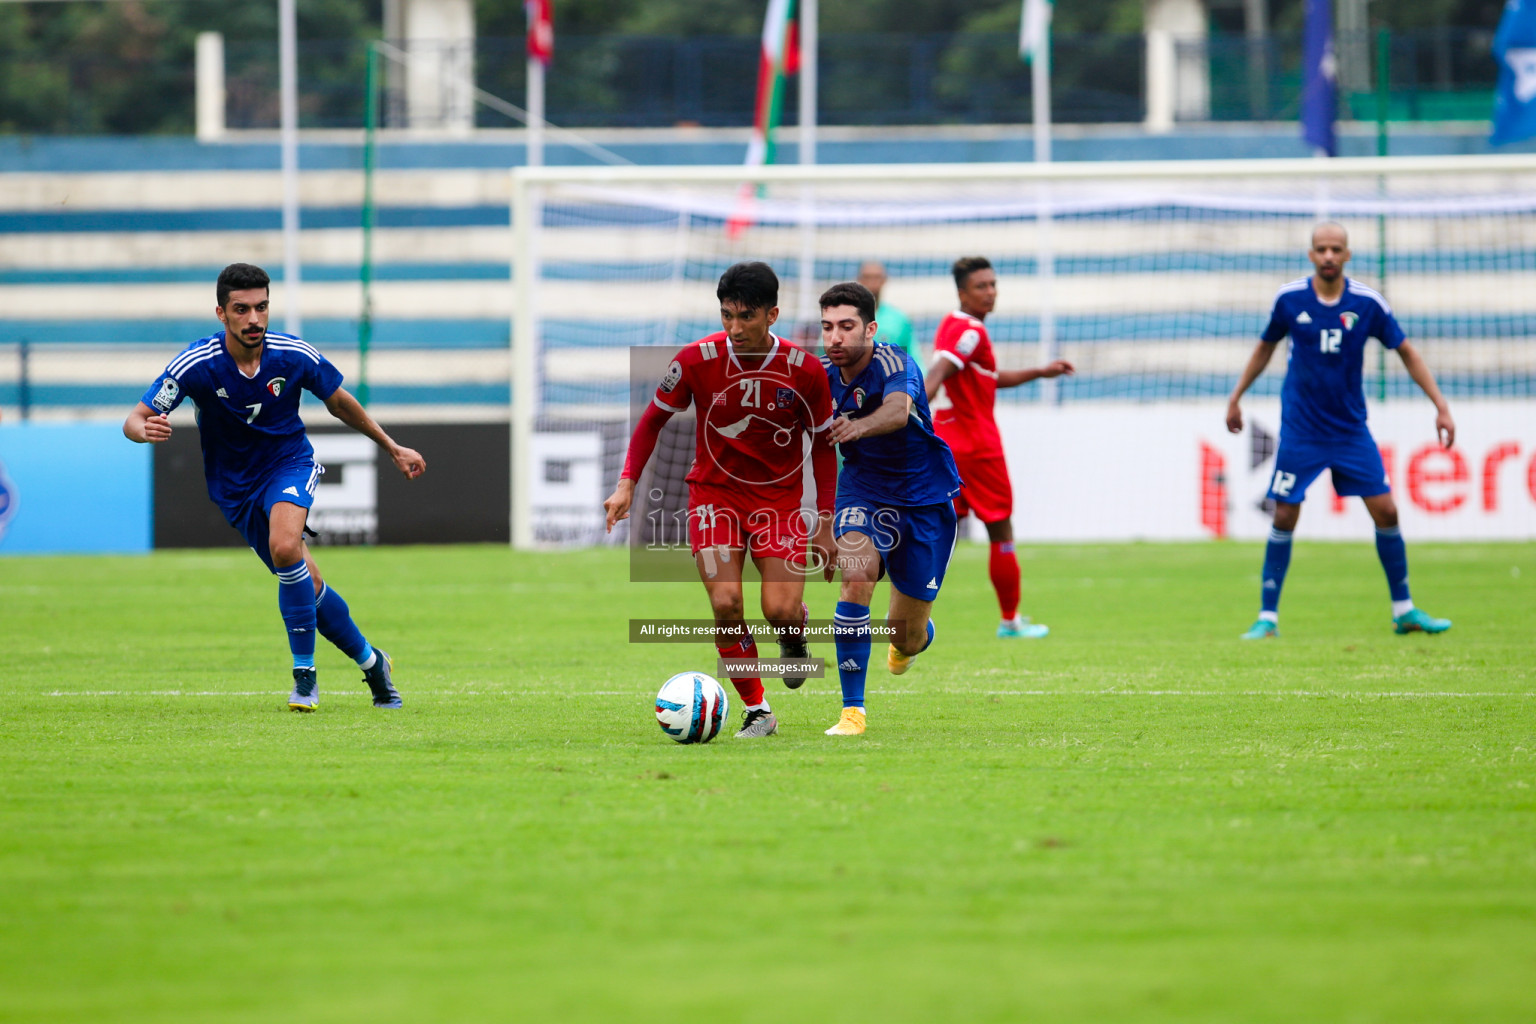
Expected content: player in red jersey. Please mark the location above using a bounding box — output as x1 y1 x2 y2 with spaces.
604 262 837 738
925 255 1074 639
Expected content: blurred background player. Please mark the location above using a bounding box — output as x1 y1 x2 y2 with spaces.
856 260 918 364
1227 223 1455 639
604 262 837 738
820 281 961 737
123 263 426 712
924 256 1074 639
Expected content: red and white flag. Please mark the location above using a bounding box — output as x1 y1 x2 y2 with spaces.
729 0 798 238
526 0 553 65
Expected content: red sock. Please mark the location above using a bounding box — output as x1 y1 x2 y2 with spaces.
715 631 765 707
989 541 1020 620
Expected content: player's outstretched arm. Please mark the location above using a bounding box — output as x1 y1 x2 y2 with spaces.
1396 340 1455 448
604 403 675 532
322 387 426 479
828 393 913 445
603 478 636 534
124 401 172 444
997 359 1075 389
1226 341 1279 434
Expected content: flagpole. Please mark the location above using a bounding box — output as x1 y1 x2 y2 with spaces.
797 0 818 331
798 0 817 167
279 0 302 337
1027 2 1057 403
1031 23 1051 164
527 56 544 168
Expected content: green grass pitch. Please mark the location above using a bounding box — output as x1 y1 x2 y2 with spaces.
2 540 1533 1023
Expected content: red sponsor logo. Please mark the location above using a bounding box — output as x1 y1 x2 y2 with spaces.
1199 442 1228 538
1326 440 1535 515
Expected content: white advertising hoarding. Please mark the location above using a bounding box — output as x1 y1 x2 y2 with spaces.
996 401 1536 541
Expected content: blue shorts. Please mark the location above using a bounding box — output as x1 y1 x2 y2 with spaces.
1267 433 1389 503
833 498 957 602
219 457 323 572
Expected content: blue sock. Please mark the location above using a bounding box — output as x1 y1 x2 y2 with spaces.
1260 526 1293 616
833 600 871 710
276 561 317 669
921 620 935 652
314 583 374 665
1375 525 1411 603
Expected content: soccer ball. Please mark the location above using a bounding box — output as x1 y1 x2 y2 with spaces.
654 671 729 744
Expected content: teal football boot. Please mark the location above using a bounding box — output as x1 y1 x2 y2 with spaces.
1240 619 1279 640
998 617 1049 638
1393 609 1452 635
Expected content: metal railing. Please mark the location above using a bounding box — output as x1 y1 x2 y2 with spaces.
0 29 1505 135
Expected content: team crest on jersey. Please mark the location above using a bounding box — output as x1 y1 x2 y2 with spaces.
266 377 287 398
852 387 866 408
1339 312 1359 331
660 360 683 393
776 387 796 408
151 377 179 412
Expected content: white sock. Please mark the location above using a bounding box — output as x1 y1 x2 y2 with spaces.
1258 611 1278 624
358 651 378 671
1392 599 1415 617
746 701 770 713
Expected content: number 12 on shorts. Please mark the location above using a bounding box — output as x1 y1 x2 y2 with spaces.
1271 470 1297 497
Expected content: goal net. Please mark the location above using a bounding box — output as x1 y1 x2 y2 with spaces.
511 156 1536 547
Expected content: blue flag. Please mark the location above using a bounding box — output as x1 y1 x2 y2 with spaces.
1492 0 1536 145
1301 0 1337 155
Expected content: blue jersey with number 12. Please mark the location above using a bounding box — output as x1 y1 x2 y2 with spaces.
1262 276 1405 442
140 331 343 510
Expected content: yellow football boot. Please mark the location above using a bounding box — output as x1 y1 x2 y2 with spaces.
825 707 866 736
887 643 917 676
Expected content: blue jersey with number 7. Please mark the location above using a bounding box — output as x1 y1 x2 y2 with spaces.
139 331 343 510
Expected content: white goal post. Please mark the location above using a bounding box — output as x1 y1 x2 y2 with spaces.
510 154 1536 548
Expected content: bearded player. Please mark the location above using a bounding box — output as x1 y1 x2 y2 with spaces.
604 262 837 738
123 263 424 712
820 282 961 737
1227 222 1454 638
925 256 1074 639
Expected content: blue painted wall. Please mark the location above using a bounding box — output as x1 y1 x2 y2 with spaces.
2 123 1534 174
0 423 151 554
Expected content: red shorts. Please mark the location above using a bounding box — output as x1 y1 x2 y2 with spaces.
687 490 812 565
950 447 1014 523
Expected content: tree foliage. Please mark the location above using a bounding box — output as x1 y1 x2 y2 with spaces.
0 0 1508 134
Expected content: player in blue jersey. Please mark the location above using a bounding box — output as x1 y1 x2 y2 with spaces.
123 263 427 711
818 282 962 736
1226 223 1455 638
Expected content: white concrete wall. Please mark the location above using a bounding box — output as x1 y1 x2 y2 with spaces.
1145 0 1210 130
402 0 476 133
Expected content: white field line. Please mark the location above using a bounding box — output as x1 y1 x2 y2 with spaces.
35 689 1536 698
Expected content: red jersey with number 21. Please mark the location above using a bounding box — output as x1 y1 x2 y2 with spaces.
652 332 834 510
932 311 1002 457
